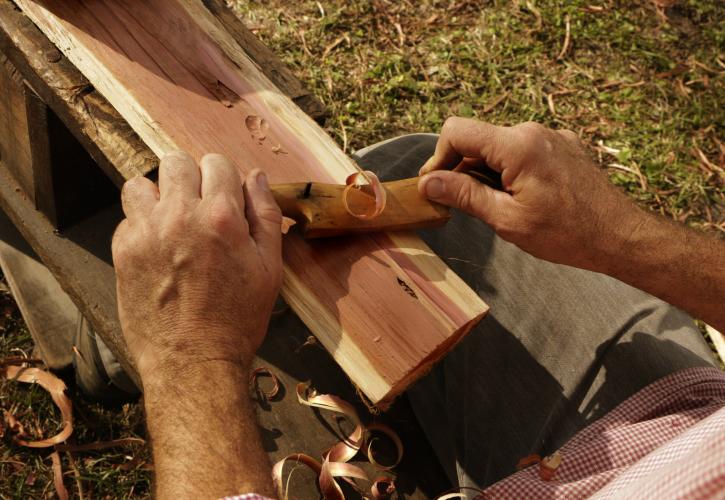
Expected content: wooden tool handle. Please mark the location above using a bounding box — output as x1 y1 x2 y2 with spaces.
271 177 451 239
463 165 504 191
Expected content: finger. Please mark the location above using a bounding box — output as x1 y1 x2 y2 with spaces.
244 169 283 265
111 218 131 268
418 170 515 225
121 176 158 220
199 153 244 208
558 129 579 143
419 117 509 175
158 150 201 201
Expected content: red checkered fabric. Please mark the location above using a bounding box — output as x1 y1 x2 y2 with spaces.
480 367 725 499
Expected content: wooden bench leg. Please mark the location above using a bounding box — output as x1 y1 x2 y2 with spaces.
0 209 77 369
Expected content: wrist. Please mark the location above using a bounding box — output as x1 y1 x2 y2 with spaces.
592 203 656 276
131 324 262 388
141 356 252 399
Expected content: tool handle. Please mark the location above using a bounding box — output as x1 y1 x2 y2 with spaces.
270 177 450 239
462 165 504 191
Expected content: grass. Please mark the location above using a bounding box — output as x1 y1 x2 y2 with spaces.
0 271 151 499
1 0 723 497
231 0 723 231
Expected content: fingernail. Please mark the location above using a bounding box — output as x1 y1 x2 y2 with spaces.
423 176 444 198
256 171 269 191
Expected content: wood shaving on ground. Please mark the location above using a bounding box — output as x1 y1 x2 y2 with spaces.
0 357 146 498
250 367 281 401
0 362 73 447
262 374 401 499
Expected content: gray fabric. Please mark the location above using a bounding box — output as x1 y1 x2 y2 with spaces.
95 332 139 395
352 133 716 492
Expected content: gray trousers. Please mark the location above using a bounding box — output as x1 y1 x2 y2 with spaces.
353 134 716 491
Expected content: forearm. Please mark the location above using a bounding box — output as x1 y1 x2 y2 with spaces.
595 205 725 332
144 359 275 499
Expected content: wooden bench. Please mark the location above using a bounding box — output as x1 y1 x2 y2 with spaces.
0 1 449 496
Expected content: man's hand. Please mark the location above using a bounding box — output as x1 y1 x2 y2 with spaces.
112 151 283 383
112 152 281 499
418 117 642 271
419 117 725 333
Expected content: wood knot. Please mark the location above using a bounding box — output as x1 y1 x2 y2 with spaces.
45 48 62 63
396 277 417 299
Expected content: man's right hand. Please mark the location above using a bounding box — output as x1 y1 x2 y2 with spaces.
418 117 645 272
419 117 725 333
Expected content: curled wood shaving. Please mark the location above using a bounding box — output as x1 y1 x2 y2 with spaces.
516 453 542 470
342 171 387 220
54 437 145 453
272 453 321 499
1 364 72 447
275 383 404 499
365 423 403 470
50 451 69 500
539 451 562 481
1 359 146 498
370 476 396 499
4 409 27 438
515 451 562 481
0 356 43 367
250 367 281 401
281 216 297 235
320 457 368 499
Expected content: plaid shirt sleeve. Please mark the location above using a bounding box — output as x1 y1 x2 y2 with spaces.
480 367 725 499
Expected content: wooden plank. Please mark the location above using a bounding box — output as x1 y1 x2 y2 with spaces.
0 159 449 497
0 51 34 197
15 0 488 407
0 0 325 190
0 210 77 369
0 0 154 187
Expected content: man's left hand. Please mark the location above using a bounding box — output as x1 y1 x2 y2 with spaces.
112 151 283 387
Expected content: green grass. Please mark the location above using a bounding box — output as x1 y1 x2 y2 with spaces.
1 1 723 497
232 0 724 231
0 271 151 499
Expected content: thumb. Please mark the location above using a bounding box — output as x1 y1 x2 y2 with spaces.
243 169 283 268
419 170 513 225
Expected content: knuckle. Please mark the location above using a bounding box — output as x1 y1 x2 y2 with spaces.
441 116 462 134
516 121 545 135
455 182 474 211
163 150 192 162
258 205 282 226
121 178 137 201
559 128 578 141
111 222 138 267
160 151 194 177
201 153 233 172
206 197 239 234
513 122 553 159
122 176 140 193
